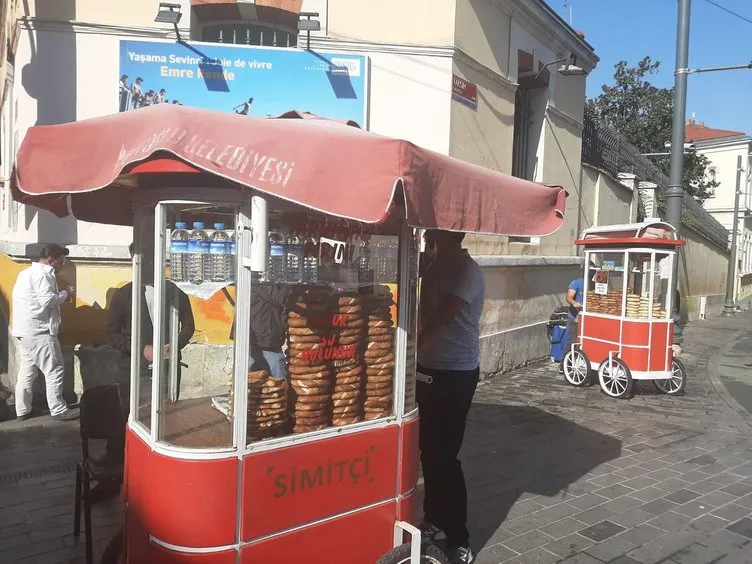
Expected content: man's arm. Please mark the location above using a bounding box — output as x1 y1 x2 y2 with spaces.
177 290 195 350
566 288 581 309
33 272 68 312
105 288 130 354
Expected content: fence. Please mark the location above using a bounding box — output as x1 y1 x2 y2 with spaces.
582 107 729 251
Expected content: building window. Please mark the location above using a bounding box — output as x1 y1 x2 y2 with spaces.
510 83 546 245
202 23 297 48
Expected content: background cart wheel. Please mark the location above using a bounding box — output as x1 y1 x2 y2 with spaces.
598 357 632 399
562 348 592 387
652 358 687 395
376 543 451 564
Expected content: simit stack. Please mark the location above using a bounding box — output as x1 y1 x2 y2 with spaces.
246 370 288 439
362 288 395 420
331 293 365 427
287 288 333 434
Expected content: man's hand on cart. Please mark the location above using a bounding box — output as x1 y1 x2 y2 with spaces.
143 344 170 362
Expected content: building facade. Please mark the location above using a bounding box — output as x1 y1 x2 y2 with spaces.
0 0 598 392
686 120 752 308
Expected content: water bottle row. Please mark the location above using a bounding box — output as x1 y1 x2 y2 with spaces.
170 222 236 284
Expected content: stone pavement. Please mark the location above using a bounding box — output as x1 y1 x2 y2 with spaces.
1 312 752 563
465 311 752 564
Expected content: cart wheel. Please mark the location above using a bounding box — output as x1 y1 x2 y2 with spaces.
100 527 123 564
376 543 451 564
598 357 632 399
562 347 592 387
653 358 687 396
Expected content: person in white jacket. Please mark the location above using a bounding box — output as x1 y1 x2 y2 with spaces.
11 244 79 421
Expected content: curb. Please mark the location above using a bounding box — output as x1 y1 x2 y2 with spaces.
705 327 752 435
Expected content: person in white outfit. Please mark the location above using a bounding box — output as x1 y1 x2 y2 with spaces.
12 244 79 421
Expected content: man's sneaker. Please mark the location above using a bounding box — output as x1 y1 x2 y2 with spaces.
16 412 34 421
450 546 475 564
418 521 447 544
51 408 80 421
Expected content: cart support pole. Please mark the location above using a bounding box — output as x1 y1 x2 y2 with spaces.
722 155 744 317
666 0 692 307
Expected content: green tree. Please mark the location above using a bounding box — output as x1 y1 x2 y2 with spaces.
588 56 718 201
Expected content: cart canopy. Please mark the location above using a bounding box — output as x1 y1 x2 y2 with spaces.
575 221 685 247
12 104 566 236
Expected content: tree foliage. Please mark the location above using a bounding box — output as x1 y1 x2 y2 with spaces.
588 56 718 201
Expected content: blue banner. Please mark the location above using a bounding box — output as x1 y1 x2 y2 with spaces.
118 40 368 128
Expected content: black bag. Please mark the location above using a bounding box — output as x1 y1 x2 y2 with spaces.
546 306 569 343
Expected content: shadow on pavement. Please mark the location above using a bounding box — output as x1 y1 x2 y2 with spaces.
461 403 622 550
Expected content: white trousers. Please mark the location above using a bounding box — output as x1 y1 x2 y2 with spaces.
15 335 68 416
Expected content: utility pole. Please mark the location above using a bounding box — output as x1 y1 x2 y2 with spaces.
666 0 691 306
722 155 743 317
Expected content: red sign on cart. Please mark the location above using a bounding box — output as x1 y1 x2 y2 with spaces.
242 425 399 541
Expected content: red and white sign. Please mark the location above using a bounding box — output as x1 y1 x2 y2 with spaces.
452 74 478 110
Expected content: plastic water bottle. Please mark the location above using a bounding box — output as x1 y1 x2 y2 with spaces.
286 231 303 283
188 221 210 284
267 231 286 282
228 230 237 283
210 223 232 282
170 222 189 282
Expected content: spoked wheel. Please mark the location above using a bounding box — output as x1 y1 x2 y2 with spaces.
562 347 592 387
653 357 687 395
598 357 632 399
376 543 451 564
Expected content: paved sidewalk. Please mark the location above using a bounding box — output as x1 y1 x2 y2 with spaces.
466 311 752 564
1 312 752 563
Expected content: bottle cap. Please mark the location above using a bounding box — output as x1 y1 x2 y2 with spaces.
214 223 225 230
175 222 188 229
193 222 205 229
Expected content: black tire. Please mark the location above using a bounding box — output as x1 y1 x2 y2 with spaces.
376 543 451 564
100 528 123 564
597 357 632 399
562 347 592 387
653 357 687 396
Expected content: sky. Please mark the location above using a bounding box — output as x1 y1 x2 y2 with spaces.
567 0 752 135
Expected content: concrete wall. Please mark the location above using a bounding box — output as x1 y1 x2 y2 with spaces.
327 0 456 45
676 226 728 320
477 257 582 378
578 165 637 232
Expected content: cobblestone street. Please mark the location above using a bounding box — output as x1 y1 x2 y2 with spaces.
1 312 752 563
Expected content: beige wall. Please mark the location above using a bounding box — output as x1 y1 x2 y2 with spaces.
454 0 511 77
448 58 515 172
327 0 456 45
579 164 635 232
25 0 192 27
449 57 517 257
538 110 584 256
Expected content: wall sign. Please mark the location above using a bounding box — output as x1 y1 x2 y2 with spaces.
452 74 478 110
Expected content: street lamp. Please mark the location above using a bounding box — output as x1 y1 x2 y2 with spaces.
722 155 744 316
154 2 183 41
534 53 586 80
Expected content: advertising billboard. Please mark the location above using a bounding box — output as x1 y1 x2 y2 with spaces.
118 40 368 128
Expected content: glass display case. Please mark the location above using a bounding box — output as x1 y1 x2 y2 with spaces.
583 251 671 321
130 189 419 452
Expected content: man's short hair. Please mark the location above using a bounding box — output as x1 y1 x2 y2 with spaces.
39 244 69 260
